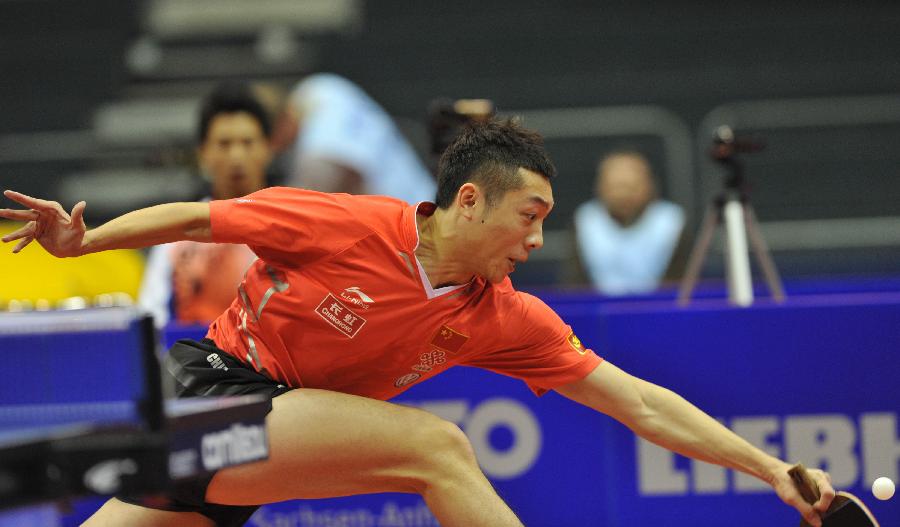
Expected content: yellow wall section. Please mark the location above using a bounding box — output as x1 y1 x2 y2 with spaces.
0 221 145 305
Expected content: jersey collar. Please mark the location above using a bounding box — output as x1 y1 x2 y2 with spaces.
405 201 474 300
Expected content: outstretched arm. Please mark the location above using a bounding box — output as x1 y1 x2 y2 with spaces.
0 190 211 257
555 361 835 527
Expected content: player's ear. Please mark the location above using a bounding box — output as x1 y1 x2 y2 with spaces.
456 183 479 219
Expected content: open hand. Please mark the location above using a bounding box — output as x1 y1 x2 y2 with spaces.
0 190 87 257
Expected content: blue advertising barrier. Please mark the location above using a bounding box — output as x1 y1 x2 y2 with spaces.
559 292 900 526
243 291 900 527
29 288 900 526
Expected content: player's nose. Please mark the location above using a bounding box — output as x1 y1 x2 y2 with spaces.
526 225 543 251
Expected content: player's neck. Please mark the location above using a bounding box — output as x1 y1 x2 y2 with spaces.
415 210 475 288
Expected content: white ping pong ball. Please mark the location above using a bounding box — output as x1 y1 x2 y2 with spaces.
872 476 895 500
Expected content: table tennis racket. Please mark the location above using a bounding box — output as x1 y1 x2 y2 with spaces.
789 463 879 527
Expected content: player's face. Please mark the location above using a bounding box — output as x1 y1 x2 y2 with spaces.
199 112 273 200
472 168 553 283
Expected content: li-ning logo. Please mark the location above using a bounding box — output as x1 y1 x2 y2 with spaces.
339 286 375 310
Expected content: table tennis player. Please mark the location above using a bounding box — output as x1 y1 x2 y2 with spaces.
0 118 835 527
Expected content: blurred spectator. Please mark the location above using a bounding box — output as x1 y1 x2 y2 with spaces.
571 150 687 295
426 97 495 173
270 73 436 203
138 82 272 327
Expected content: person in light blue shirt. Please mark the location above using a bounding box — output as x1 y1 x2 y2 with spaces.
274 73 436 205
573 151 686 295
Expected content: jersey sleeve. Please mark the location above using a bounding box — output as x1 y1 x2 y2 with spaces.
462 292 603 396
208 187 374 267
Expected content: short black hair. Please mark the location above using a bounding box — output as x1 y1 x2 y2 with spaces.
435 118 556 209
197 82 272 143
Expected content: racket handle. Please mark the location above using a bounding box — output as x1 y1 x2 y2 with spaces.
788 463 821 504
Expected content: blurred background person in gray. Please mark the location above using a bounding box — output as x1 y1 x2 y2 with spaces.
572 150 686 295
271 73 436 204
138 82 272 327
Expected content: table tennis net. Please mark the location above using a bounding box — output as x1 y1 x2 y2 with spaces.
0 400 137 429
0 308 161 428
0 307 135 335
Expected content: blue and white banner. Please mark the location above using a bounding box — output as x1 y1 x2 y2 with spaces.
36 289 900 526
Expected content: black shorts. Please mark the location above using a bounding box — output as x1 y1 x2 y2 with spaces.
119 338 292 526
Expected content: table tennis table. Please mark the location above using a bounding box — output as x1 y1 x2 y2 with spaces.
0 308 271 520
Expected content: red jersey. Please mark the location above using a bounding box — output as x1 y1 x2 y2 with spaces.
206 187 602 400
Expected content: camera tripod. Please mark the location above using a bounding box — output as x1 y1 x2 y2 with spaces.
677 127 786 307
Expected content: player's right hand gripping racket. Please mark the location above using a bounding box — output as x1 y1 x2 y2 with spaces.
789 463 880 527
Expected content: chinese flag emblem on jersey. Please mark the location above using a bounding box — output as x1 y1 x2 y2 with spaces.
567 332 587 355
430 325 469 353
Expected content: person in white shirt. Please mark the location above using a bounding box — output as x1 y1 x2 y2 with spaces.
573 151 685 295
272 73 436 204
